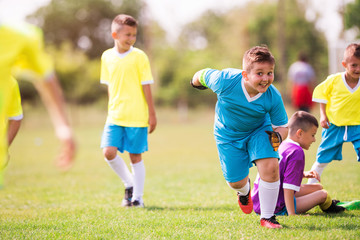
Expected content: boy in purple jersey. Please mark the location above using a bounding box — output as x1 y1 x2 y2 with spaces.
252 111 345 215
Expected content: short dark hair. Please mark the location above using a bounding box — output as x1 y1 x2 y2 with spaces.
242 45 275 72
288 111 318 136
344 43 360 61
111 14 138 33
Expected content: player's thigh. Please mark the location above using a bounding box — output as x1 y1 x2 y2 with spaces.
296 190 327 213
317 126 344 163
100 123 125 153
123 127 148 154
295 183 323 197
217 142 250 183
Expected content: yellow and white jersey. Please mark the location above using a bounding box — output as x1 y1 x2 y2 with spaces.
0 22 54 83
100 47 153 127
313 72 360 126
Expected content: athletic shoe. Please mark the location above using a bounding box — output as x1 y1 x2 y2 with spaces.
121 187 133 207
131 199 145 208
237 180 253 214
323 200 346 213
260 215 283 229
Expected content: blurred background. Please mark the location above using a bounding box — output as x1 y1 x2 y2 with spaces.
0 0 359 113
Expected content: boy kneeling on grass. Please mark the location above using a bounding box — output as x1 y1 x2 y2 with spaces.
252 111 345 215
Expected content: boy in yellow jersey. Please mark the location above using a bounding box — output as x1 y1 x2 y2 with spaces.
0 78 23 188
0 21 75 177
100 14 156 207
308 43 360 184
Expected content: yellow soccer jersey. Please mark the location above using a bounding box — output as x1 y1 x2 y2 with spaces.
0 22 54 84
313 72 360 126
0 78 23 167
100 47 153 127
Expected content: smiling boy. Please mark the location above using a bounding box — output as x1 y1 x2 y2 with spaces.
308 43 360 184
191 46 288 228
100 14 157 207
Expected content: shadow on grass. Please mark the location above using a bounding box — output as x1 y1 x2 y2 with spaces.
281 211 360 230
144 205 236 212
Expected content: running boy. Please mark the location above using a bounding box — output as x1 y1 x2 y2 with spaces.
252 111 345 215
191 46 288 228
100 14 156 207
0 78 23 188
308 43 360 184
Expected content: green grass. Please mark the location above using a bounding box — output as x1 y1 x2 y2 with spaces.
1 106 360 239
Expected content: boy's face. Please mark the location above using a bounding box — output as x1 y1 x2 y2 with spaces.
112 25 137 53
243 62 274 96
342 55 360 81
297 125 317 150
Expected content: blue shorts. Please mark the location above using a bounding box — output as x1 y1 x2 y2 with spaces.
317 124 360 163
276 197 297 216
216 124 279 183
100 123 148 154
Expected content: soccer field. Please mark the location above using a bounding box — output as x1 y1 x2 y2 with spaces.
1 106 359 239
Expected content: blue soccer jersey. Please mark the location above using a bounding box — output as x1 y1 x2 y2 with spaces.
200 68 288 143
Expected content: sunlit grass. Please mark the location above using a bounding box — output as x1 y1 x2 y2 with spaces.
1 106 359 239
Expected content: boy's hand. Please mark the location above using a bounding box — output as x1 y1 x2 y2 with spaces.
265 131 282 151
303 170 321 182
190 79 208 90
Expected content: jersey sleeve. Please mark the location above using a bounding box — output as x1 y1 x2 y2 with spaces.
140 52 153 85
312 75 334 104
100 52 109 85
199 68 242 94
7 78 23 120
282 149 305 192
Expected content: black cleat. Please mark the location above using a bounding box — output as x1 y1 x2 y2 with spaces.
121 187 133 207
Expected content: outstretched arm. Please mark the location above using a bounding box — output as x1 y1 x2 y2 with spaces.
142 84 157 134
34 74 76 171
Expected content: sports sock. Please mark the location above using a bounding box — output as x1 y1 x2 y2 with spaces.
320 191 332 210
131 160 146 202
105 155 133 188
307 162 329 184
227 180 250 195
259 179 280 219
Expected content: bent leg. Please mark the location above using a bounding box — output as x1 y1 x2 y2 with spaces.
295 183 323 197
296 190 327 213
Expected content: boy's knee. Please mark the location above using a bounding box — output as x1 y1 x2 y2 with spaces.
320 190 328 202
103 147 117 160
314 183 323 191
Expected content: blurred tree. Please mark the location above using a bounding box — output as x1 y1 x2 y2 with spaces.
344 0 360 37
246 0 328 100
27 0 145 58
158 0 328 108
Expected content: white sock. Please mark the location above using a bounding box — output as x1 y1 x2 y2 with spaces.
105 155 133 188
307 162 329 184
227 180 250 196
131 160 146 202
258 179 280 219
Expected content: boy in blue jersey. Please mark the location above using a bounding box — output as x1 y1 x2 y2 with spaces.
308 43 360 184
191 46 288 229
100 14 156 207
